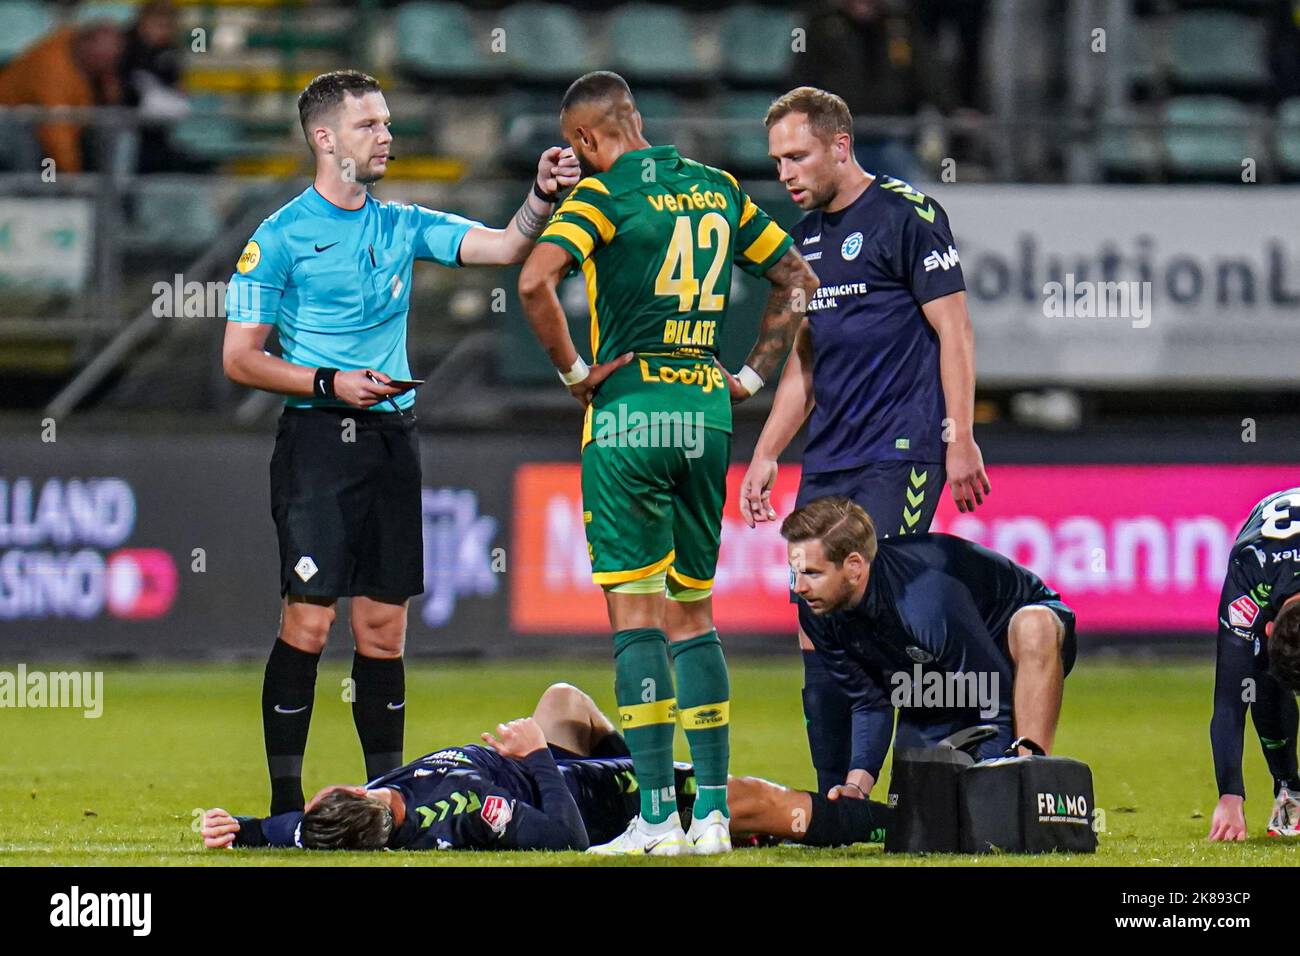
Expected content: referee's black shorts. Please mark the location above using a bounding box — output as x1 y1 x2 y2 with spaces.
269 405 424 601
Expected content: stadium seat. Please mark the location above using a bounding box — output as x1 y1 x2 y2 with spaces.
1168 11 1269 91
630 89 682 139
123 179 220 254
720 5 796 86
73 3 139 26
1124 18 1157 90
0 0 54 65
395 2 492 82
609 4 703 83
500 3 591 83
1278 98 1300 177
1097 109 1161 180
718 91 780 174
1162 96 1257 179
169 95 262 161
500 89 561 172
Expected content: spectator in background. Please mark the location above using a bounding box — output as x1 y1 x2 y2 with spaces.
793 0 990 180
121 0 205 173
0 23 124 173
793 0 922 180
1269 0 1300 103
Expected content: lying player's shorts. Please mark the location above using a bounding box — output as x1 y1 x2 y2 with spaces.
581 425 731 593
549 737 698 844
894 599 1077 756
796 459 946 537
269 405 424 600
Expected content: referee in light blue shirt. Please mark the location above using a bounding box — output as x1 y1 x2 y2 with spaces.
222 70 579 815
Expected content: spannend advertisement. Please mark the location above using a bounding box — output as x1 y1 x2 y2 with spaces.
511 463 1300 635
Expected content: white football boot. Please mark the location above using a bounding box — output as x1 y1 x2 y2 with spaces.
1267 787 1300 836
586 811 690 856
686 809 732 855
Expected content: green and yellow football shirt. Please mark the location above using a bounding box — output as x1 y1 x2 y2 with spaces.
537 145 792 443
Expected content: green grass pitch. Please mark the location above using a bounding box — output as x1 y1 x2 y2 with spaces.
2 657 1298 866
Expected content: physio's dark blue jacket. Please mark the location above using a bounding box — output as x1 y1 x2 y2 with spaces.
798 533 1061 777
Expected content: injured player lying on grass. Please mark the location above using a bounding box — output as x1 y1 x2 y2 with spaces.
201 683 891 854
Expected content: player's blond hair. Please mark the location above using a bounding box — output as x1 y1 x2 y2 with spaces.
780 497 877 565
765 87 854 144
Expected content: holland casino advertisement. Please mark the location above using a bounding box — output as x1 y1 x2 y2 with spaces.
511 463 1300 635
0 477 178 622
0 433 518 659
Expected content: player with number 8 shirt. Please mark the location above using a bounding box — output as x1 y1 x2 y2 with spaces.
1209 487 1300 840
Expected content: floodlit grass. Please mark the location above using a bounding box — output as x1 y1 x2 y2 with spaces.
3 658 1297 866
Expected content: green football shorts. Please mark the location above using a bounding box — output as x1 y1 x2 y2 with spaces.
581 425 731 594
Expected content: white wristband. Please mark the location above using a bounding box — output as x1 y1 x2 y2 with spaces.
737 364 764 396
558 356 590 386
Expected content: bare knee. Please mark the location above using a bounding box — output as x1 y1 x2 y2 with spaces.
352 609 407 658
1008 608 1062 666
538 682 587 715
665 597 713 643
281 600 335 654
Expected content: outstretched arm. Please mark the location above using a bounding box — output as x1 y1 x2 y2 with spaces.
458 147 580 265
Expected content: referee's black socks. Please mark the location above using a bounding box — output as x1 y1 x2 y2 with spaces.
351 653 405 782
262 639 321 815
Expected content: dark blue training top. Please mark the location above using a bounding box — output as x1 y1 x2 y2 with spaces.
236 744 588 851
791 176 966 473
1211 488 1300 798
797 533 1061 778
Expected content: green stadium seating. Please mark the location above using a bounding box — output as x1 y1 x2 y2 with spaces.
1097 109 1161 179
500 3 591 82
395 1 492 82
1278 98 1300 176
0 0 55 65
1168 11 1269 90
720 4 796 86
73 3 139 26
609 3 702 83
123 179 219 254
719 91 778 174
1162 96 1256 178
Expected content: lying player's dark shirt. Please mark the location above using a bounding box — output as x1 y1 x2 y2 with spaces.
798 533 1060 777
237 744 588 851
790 176 966 474
1211 488 1300 798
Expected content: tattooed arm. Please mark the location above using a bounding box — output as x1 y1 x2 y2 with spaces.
722 247 819 404
458 147 581 265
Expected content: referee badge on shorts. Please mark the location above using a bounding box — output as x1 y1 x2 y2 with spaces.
294 556 318 582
